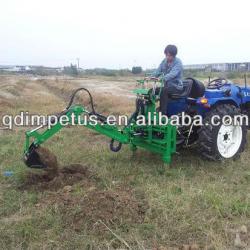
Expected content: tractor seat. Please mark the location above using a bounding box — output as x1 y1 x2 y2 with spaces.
169 79 193 99
170 78 205 99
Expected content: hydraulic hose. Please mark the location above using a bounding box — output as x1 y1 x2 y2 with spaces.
127 98 144 126
65 87 96 114
65 87 109 123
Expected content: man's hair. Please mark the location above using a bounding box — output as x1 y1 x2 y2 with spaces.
164 45 178 57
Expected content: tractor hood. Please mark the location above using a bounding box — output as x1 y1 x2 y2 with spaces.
204 88 226 98
197 83 242 108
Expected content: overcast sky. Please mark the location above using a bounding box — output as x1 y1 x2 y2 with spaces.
0 0 249 69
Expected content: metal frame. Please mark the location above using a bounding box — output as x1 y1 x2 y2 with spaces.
24 79 176 165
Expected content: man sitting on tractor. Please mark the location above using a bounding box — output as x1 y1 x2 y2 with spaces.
151 44 183 114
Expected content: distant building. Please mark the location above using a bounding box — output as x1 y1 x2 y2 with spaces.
184 62 250 72
0 65 31 72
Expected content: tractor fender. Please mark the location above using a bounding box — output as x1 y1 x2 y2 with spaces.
211 99 239 109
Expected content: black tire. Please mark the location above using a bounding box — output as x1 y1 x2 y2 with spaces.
246 103 250 129
197 104 247 161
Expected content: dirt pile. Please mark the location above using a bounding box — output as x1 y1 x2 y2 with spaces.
23 163 93 191
21 146 93 190
70 188 148 228
0 99 14 119
0 99 13 108
21 146 149 229
24 169 148 229
46 187 149 231
35 146 58 178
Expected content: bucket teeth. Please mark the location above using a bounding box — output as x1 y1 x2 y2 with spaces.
24 145 58 173
24 145 46 169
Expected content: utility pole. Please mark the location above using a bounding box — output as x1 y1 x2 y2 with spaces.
76 58 80 69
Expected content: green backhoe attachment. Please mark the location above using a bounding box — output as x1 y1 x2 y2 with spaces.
24 79 176 168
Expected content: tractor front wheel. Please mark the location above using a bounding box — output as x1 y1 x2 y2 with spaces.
197 104 247 161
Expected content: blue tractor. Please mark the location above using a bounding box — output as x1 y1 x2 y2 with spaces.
166 77 250 160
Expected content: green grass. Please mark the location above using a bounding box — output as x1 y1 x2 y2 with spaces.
1 128 250 249
0 75 250 249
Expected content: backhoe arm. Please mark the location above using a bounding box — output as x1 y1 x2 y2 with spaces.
24 104 129 168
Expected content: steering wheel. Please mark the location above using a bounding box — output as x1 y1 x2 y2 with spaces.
208 78 228 89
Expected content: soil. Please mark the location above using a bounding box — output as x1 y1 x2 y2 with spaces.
22 163 93 191
71 188 148 229
20 147 149 228
21 146 94 190
0 99 13 108
35 147 58 179
50 187 149 231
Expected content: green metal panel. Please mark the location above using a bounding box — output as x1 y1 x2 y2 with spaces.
133 89 150 95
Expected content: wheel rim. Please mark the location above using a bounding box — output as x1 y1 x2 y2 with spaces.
217 123 242 158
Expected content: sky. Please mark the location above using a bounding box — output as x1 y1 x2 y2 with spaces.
0 0 250 69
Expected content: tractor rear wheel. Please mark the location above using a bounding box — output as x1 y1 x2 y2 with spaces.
197 104 247 161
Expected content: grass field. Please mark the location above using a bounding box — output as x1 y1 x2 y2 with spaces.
0 75 250 249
